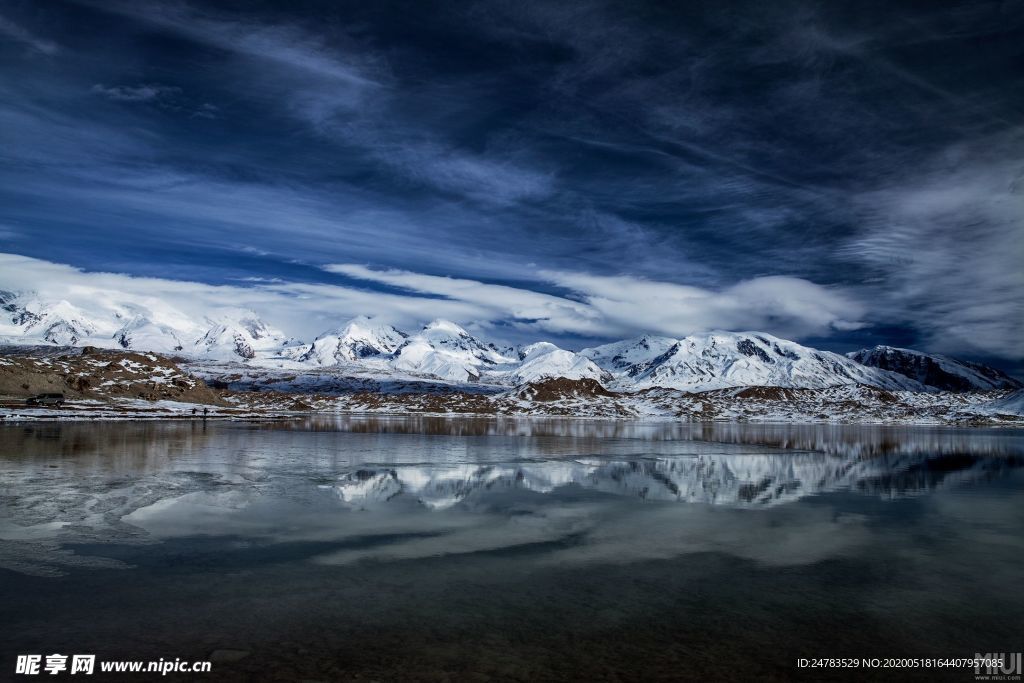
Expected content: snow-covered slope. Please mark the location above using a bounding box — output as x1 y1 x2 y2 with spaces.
976 389 1024 416
391 320 513 382
626 332 925 392
849 346 1023 392
581 335 678 377
298 316 406 365
510 342 609 384
113 315 187 353
0 291 284 361
193 311 287 360
0 291 105 345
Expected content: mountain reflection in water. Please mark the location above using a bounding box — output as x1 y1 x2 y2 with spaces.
335 451 1022 509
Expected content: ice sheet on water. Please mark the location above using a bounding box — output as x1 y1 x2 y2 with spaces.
0 469 263 576
0 538 132 577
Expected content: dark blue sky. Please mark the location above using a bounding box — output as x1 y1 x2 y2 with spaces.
1 0 1022 368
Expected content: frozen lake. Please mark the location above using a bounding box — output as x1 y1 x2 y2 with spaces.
1 417 1022 680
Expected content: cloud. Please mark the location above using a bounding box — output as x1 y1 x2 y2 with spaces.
191 103 219 119
0 253 490 342
544 271 866 339
331 263 866 340
325 264 596 331
374 141 555 204
86 1 554 206
0 251 867 347
90 83 222 119
842 137 1024 359
0 13 59 55
0 92 546 284
91 83 181 102
88 1 382 87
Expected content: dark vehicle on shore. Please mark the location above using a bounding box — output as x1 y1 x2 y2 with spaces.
27 393 65 407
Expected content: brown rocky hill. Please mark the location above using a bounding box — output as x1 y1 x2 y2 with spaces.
0 346 225 405
514 377 615 402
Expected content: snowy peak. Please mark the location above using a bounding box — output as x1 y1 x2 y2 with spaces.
1 290 207 355
581 335 679 376
391 319 512 382
518 341 561 361
628 331 925 392
113 315 185 353
0 291 102 345
848 346 1022 392
0 290 41 328
194 311 287 360
300 316 407 365
510 342 609 385
422 319 471 336
414 319 500 356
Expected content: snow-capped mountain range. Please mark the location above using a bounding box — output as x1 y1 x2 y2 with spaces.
0 290 293 359
1 289 1018 392
580 333 930 391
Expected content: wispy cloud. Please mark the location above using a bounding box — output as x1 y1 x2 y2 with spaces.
373 141 555 204
191 102 219 119
330 263 866 340
0 13 59 55
89 83 223 120
91 83 181 102
325 264 597 333
86 1 555 206
86 1 383 87
543 271 866 339
842 135 1024 359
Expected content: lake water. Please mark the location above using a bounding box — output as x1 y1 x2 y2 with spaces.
1 417 1022 681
